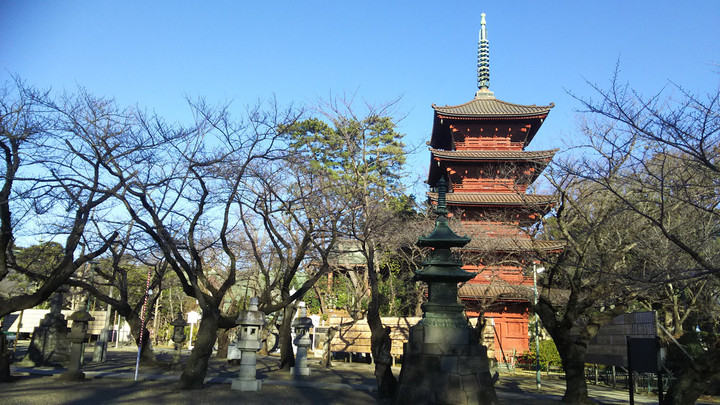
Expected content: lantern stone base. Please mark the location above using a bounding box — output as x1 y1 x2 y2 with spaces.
394 323 497 405
231 378 262 391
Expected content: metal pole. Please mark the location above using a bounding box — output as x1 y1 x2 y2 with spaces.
534 264 541 390
627 336 635 405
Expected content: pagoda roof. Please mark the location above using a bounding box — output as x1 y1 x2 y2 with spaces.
430 148 558 161
432 96 554 119
459 235 566 253
459 282 569 305
460 282 531 302
429 96 554 151
428 192 556 207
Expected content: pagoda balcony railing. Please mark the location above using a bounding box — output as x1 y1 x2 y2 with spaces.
452 179 527 193
455 138 525 151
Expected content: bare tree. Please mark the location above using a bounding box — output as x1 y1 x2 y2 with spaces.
285 96 409 398
0 82 130 379
235 152 347 370
555 67 720 404
97 97 308 389
537 174 647 404
64 224 169 364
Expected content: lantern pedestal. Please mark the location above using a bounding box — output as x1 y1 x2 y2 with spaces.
395 323 496 404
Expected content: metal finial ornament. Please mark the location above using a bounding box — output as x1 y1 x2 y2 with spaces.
435 176 449 217
477 13 490 91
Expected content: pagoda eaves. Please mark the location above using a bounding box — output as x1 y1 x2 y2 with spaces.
429 148 558 161
461 237 565 253
427 192 556 207
432 97 553 118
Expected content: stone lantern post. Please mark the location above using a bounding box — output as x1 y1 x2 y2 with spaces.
170 311 187 370
291 303 313 376
59 303 94 381
231 297 265 391
394 177 497 404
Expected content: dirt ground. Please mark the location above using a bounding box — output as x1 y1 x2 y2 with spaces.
3 344 718 404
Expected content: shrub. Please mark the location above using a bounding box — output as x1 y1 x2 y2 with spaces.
518 339 562 367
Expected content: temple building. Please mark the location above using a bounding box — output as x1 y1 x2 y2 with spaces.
426 14 564 363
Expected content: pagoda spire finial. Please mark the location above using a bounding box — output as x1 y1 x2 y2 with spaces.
434 176 449 217
475 13 494 99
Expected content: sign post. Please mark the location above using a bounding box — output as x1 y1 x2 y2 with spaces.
574 312 665 403
187 310 199 349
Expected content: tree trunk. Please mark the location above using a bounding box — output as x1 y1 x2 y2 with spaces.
215 328 231 359
180 309 219 390
557 340 592 404
662 344 720 405
370 323 396 398
278 303 296 371
322 326 338 367
124 310 157 365
414 287 424 316
366 245 396 399
0 334 11 382
313 284 327 314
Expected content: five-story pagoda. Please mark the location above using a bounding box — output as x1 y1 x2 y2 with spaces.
426 13 563 362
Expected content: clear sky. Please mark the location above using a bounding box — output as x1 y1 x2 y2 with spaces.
2 1 719 196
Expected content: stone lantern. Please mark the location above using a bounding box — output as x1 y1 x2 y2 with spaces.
231 297 265 391
394 177 497 404
170 311 187 370
24 289 70 366
59 303 94 381
291 302 313 376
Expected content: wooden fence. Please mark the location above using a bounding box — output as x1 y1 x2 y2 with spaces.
328 316 421 356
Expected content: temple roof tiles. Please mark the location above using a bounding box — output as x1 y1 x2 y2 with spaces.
427 192 556 206
430 148 558 161
459 236 566 252
459 282 569 305
433 97 554 118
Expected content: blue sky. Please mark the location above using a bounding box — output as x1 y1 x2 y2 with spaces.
2 1 719 196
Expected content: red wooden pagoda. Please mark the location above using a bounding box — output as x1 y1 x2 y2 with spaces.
426 14 563 362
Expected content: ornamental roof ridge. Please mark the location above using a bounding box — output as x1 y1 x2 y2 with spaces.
432 97 554 118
